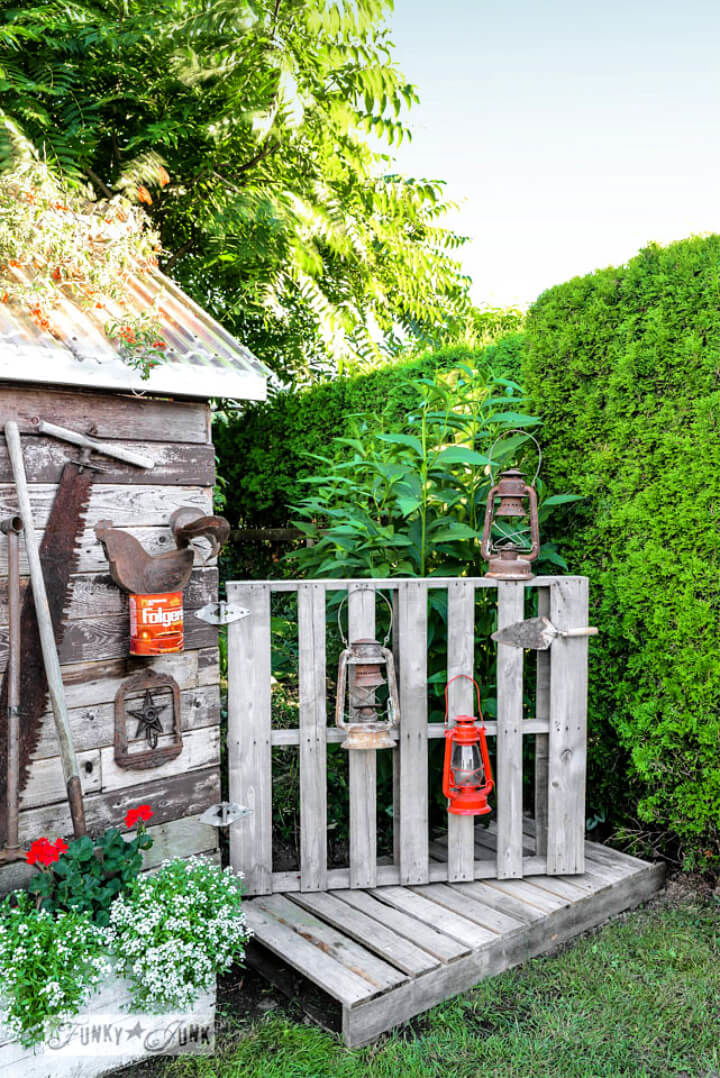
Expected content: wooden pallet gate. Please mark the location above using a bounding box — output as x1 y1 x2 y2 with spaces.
227 574 590 893
226 574 664 1047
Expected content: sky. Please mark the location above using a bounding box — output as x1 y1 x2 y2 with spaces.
388 0 720 308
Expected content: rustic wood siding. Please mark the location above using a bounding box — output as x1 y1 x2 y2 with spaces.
0 383 221 889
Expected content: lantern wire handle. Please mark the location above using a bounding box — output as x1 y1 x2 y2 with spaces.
337 587 394 647
486 428 542 486
444 674 484 729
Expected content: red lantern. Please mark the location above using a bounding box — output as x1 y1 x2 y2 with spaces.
442 675 494 816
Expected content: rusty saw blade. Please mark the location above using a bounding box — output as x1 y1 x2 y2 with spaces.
491 616 598 650
0 460 94 846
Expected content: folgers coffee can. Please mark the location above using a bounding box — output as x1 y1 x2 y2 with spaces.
129 592 184 655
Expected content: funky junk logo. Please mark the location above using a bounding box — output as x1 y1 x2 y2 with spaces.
46 1013 215 1057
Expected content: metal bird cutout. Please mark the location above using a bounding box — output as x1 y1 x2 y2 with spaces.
95 506 230 595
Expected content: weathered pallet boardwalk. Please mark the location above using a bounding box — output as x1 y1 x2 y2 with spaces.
244 827 665 1047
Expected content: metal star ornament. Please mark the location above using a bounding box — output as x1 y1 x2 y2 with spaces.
127 689 168 749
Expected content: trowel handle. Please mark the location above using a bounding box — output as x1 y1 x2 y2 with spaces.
36 420 153 469
559 626 598 638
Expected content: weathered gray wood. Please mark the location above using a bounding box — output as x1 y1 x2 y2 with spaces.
0 384 210 443
99 726 220 792
547 577 589 875
289 891 439 976
227 582 272 894
0 436 215 485
397 581 429 884
495 580 525 879
21 747 101 808
347 583 377 888
0 569 216 626
342 862 665 1047
0 613 217 667
409 883 511 937
244 904 379 1006
391 589 401 867
269 717 549 746
0 481 212 529
443 883 527 932
481 877 566 914
253 894 407 991
534 586 551 856
31 684 220 759
445 580 476 882
17 765 220 842
445 878 544 924
0 524 217 578
262 576 565 592
334 889 469 962
298 583 327 891
369 886 495 948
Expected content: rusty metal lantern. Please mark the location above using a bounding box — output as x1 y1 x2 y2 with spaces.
481 432 541 580
335 591 399 750
442 675 494 816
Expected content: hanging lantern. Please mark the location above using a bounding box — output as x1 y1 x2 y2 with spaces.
335 591 399 750
481 431 541 580
442 675 494 816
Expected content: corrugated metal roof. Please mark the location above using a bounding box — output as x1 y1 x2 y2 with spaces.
0 267 269 400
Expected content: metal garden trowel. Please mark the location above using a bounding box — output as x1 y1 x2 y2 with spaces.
492 616 598 651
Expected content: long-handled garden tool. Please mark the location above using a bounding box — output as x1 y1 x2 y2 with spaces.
0 514 23 863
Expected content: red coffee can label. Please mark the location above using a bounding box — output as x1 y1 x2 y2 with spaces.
129 592 184 655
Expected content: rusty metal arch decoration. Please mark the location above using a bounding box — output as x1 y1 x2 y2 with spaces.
114 669 183 770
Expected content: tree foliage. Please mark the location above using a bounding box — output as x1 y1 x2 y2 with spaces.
0 0 471 381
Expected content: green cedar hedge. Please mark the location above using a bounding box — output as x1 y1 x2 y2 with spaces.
215 335 524 528
522 236 720 867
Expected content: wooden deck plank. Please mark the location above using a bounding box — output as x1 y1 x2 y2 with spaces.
342 861 665 1047
289 892 439 977
253 894 407 992
449 879 545 924
444 883 528 933
244 905 377 1007
481 878 567 914
334 889 469 963
298 583 328 891
369 886 496 948
495 580 525 878
445 581 476 882
227 581 272 895
347 584 377 889
397 582 429 884
411 883 524 935
547 577 589 874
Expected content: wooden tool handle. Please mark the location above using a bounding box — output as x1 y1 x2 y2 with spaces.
4 421 87 836
37 420 154 470
560 627 598 638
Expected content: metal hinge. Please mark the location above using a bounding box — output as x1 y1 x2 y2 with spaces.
193 600 250 625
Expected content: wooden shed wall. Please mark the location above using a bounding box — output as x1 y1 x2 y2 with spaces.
0 383 221 892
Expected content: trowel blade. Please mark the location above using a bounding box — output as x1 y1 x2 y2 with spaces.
491 616 555 650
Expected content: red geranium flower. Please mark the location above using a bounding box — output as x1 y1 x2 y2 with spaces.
26 837 68 867
124 804 154 828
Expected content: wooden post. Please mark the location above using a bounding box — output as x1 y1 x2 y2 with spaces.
347 584 377 888
534 586 551 858
495 580 524 879
547 577 589 874
298 583 328 891
227 581 272 894
397 581 429 884
446 580 476 882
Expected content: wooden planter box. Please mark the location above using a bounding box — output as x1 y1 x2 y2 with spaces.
0 972 216 1078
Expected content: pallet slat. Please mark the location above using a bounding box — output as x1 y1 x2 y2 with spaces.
347 584 377 889
369 886 496 948
547 577 589 874
495 580 526 879
298 583 328 892
534 586 551 856
227 582 272 895
446 580 476 882
334 889 469 962
289 891 439 977
397 582 429 884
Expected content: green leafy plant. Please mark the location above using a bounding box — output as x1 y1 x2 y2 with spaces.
287 367 573 579
105 856 248 1011
0 891 111 1046
27 806 154 927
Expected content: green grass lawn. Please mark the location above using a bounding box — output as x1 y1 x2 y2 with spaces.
143 890 720 1078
